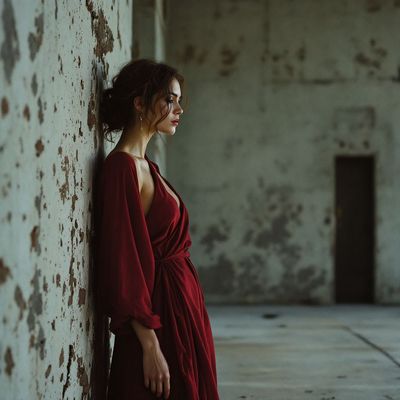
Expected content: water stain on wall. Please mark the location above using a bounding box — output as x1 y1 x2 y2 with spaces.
219 45 239 76
237 253 266 298
198 254 236 295
1 0 20 83
28 12 44 61
200 220 230 253
31 73 38 96
14 284 27 320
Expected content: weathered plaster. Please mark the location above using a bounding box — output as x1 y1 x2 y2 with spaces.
0 0 132 398
167 0 400 304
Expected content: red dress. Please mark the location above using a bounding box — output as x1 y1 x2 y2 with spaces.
96 151 219 399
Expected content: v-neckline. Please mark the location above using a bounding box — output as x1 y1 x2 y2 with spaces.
106 151 182 219
145 154 182 217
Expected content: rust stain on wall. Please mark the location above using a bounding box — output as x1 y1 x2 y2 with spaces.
29 334 35 350
85 0 94 14
23 105 31 121
0 258 11 284
77 356 89 394
59 347 64 367
86 4 114 59
87 93 96 131
59 155 70 203
68 256 77 306
35 139 45 157
45 364 52 379
30 225 41 254
37 97 44 124
4 347 15 376
55 273 61 287
1 97 9 116
78 288 86 306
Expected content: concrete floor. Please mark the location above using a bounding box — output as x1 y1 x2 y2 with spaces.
207 305 400 400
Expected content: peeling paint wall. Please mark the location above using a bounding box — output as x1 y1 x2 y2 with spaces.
0 0 132 398
166 0 400 304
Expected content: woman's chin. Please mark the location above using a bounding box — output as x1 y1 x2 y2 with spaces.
159 127 177 136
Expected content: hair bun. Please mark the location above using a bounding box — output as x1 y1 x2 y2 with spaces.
100 87 127 133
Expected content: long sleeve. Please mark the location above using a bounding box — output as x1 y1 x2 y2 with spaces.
96 153 162 335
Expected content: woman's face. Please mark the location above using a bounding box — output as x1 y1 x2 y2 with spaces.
148 78 183 135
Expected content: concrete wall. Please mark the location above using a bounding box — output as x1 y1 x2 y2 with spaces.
133 0 169 171
166 0 400 304
0 0 132 398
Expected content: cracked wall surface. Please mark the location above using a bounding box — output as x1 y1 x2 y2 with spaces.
166 0 400 304
0 0 132 398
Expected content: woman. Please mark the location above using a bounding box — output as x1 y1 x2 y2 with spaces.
96 59 220 400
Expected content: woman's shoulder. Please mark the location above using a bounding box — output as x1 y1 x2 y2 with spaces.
101 151 139 185
104 150 137 166
103 151 142 175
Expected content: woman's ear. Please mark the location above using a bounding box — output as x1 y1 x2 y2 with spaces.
133 96 144 113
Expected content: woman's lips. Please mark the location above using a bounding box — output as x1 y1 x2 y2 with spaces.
172 121 179 125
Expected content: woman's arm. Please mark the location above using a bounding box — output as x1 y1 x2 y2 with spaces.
97 153 162 335
130 318 171 399
130 318 159 350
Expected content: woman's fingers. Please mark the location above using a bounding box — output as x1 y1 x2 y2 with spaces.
151 378 157 394
144 376 149 388
149 375 170 398
156 378 163 397
163 375 170 399
142 345 171 397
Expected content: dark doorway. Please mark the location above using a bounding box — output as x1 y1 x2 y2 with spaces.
334 156 375 303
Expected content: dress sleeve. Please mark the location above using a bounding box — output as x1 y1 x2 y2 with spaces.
97 153 162 335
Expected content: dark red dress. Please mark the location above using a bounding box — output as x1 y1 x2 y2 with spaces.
96 151 219 399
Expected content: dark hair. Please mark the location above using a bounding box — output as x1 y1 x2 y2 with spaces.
100 58 185 142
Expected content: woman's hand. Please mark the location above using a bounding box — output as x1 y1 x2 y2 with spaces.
142 342 171 399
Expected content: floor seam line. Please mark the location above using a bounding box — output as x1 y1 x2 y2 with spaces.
340 324 400 368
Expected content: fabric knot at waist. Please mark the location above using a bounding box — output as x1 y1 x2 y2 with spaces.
154 249 190 264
